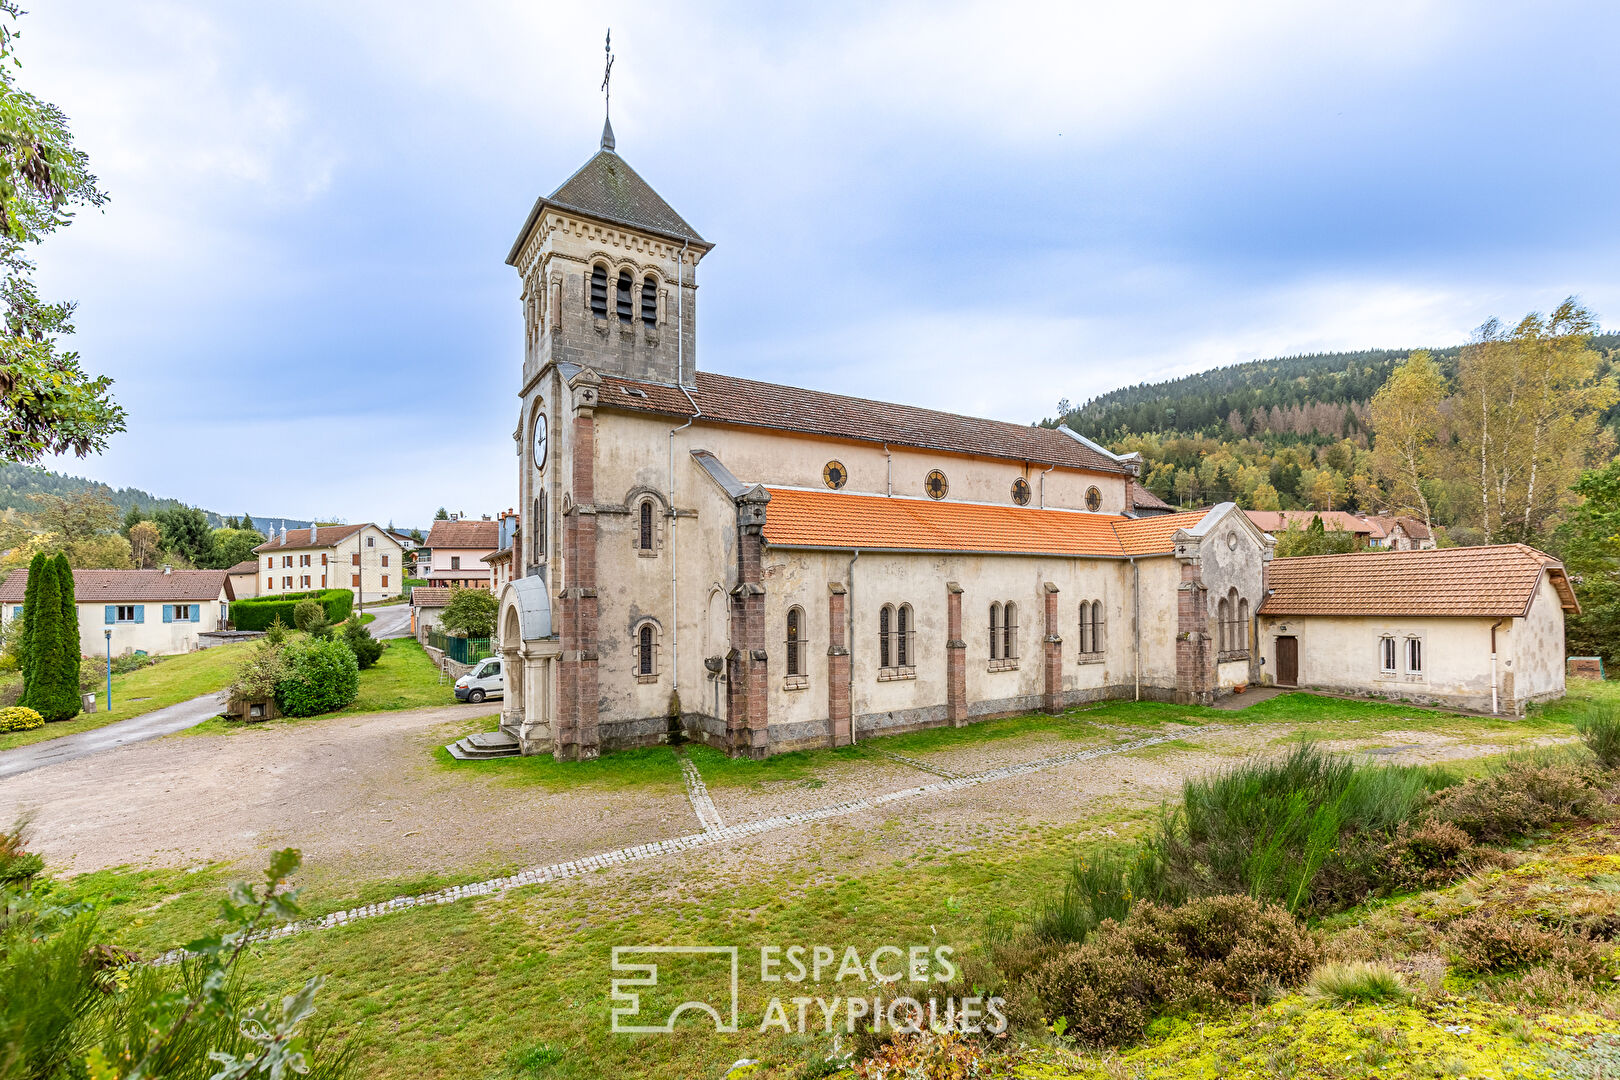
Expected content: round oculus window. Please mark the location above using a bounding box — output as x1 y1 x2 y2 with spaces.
1085 486 1102 512
532 409 548 470
1226 531 1239 551
1011 477 1031 506
823 460 848 490
925 470 949 500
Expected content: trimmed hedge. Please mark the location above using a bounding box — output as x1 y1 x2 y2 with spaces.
231 589 353 632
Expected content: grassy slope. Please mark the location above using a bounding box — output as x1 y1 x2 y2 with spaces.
0 642 254 751
49 687 1615 1079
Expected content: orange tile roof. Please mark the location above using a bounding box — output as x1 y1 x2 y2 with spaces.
1113 511 1213 556
0 569 228 603
760 488 1202 558
1246 510 1373 536
1260 544 1578 618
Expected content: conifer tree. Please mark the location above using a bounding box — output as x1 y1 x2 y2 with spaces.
54 553 80 705
14 550 46 704
22 555 80 721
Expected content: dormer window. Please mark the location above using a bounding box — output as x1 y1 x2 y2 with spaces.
590 264 608 318
616 270 633 323
641 275 658 327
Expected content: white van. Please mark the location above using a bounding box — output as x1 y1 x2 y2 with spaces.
454 657 504 704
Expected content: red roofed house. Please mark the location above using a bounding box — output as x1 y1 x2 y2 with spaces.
477 115 1577 762
253 523 404 604
422 517 499 589
0 567 230 657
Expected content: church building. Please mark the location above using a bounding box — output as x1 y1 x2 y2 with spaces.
487 118 1573 761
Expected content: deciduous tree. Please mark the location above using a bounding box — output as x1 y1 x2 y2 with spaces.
1369 349 1446 533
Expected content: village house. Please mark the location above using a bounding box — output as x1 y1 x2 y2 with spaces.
1363 515 1437 551
224 558 260 600
410 586 454 638
0 568 230 657
484 118 1577 761
1258 545 1575 714
421 517 499 589
252 523 404 604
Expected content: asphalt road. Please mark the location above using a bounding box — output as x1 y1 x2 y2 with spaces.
363 602 412 639
0 690 228 780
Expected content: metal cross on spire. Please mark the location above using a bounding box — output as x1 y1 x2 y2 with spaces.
599 29 616 152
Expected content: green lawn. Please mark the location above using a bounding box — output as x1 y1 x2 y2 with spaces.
0 642 255 752
45 686 1616 1079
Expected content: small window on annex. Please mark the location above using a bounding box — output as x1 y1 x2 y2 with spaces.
785 606 804 677
1380 636 1397 673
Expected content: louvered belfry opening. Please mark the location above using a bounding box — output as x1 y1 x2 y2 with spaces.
616 270 634 323
589 264 608 317
641 276 657 327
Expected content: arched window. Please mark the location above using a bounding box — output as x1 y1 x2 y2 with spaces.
1077 602 1090 654
1003 602 1018 660
786 606 803 677
1217 597 1230 652
1405 637 1423 675
989 603 1002 660
639 500 654 551
616 269 634 323
879 605 893 669
896 604 912 667
1237 598 1249 652
1379 636 1397 673
590 264 608 318
641 275 658 327
538 491 547 557
637 623 656 676
1090 601 1104 654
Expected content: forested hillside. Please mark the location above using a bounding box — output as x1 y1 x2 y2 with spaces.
1057 333 1620 442
0 464 312 529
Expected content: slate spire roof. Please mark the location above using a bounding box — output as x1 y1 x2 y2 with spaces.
506 143 709 264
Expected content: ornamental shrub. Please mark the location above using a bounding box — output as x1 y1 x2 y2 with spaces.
341 618 383 670
275 637 359 717
230 589 353 632
228 641 287 703
14 550 46 678
292 599 325 633
0 706 43 732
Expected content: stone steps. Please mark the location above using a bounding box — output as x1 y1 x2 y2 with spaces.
446 729 521 760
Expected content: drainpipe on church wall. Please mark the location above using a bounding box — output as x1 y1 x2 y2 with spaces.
1039 462 1055 509
1489 618 1504 714
883 445 891 497
668 239 696 704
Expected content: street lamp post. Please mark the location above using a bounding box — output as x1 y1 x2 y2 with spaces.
103 628 112 713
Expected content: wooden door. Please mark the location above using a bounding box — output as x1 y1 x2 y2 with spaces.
1275 635 1298 686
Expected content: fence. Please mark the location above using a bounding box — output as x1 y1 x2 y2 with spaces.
426 628 493 665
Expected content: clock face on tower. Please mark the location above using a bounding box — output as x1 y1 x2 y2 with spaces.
532 409 548 470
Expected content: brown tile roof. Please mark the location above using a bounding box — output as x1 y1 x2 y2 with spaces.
424 519 500 550
596 371 1130 476
507 149 709 264
1131 485 1174 512
254 524 364 552
1246 510 1373 536
1260 544 1578 618
760 488 1204 558
0 568 228 604
410 586 455 607
225 560 260 575
1364 515 1431 541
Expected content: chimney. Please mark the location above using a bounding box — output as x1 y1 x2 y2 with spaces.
309 525 318 544
162 564 172 575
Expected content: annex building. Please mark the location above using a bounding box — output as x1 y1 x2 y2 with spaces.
490 120 1575 760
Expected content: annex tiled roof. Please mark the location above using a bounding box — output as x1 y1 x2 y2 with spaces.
225 560 260 575
254 525 364 552
1245 510 1374 536
1131 485 1174 512
598 371 1130 475
0 569 228 604
410 586 455 607
760 489 1204 558
424 519 500 550
506 149 708 263
1260 544 1578 618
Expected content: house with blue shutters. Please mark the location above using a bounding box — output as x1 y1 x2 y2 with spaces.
0 567 230 657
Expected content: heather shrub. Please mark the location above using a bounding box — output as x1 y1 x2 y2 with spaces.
1425 757 1609 843
1446 913 1613 981
1018 894 1319 1046
0 706 43 733
274 637 359 718
1029 846 1144 945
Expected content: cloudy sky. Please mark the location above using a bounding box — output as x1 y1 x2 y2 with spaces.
24 1 1620 526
